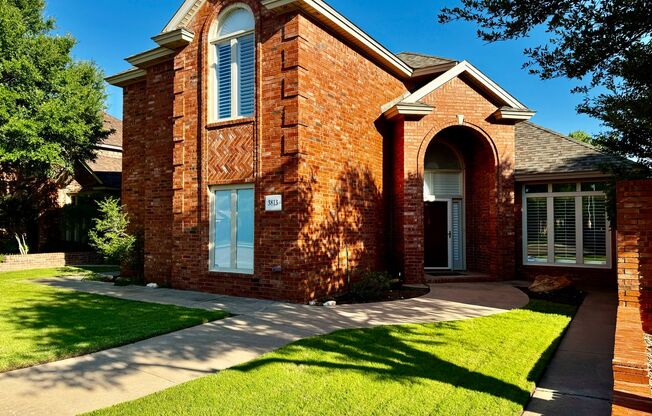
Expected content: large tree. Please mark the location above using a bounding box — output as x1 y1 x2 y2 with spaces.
0 0 108 248
439 0 652 170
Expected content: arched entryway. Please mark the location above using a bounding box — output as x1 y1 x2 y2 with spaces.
421 125 498 275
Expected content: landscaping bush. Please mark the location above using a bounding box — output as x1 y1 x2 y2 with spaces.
349 271 395 301
89 198 136 267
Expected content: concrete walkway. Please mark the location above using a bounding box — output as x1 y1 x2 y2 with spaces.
0 279 528 416
524 289 617 416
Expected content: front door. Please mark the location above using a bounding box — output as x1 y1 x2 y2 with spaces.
424 201 450 269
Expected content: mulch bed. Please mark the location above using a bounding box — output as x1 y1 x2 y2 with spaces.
331 285 430 305
517 286 586 306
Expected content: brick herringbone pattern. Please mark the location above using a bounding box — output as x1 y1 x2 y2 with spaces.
207 122 255 182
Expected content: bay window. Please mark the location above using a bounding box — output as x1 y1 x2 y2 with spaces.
523 182 610 267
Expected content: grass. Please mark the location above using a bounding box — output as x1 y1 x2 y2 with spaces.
0 266 228 372
88 300 575 416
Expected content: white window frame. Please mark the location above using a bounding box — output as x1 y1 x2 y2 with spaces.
522 182 612 269
209 183 255 274
208 4 255 122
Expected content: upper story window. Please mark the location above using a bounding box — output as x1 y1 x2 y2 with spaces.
523 182 611 268
209 6 255 121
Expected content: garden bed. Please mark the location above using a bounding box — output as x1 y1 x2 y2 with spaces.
331 285 430 305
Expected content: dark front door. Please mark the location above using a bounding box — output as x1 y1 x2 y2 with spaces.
424 201 449 268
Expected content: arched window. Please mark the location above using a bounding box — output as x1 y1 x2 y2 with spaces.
210 6 255 121
424 141 463 199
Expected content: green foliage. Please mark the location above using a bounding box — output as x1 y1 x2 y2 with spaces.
89 198 135 266
0 0 109 238
439 0 652 170
0 254 4 263
349 271 394 301
568 130 593 144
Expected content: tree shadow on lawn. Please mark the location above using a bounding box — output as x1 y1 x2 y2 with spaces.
2 284 224 373
232 301 577 408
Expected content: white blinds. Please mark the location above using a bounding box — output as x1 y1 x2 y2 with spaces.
583 196 607 264
238 33 255 117
553 197 576 263
526 197 548 263
452 201 463 270
424 171 462 197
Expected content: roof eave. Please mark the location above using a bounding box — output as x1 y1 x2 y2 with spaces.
383 103 434 120
126 46 176 68
515 171 612 182
152 28 195 49
494 108 536 122
105 68 147 87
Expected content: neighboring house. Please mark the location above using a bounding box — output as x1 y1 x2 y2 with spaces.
39 113 123 250
107 0 621 303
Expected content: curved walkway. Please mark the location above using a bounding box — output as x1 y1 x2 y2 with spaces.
0 279 528 416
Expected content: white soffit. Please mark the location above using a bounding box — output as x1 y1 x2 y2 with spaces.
404 61 529 110
105 67 147 87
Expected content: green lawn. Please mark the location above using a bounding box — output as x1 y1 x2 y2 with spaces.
88 300 575 416
0 267 227 372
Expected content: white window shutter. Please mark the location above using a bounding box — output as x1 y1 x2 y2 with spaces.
238 33 255 117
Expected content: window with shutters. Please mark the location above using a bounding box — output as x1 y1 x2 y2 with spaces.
209 6 255 121
523 182 611 268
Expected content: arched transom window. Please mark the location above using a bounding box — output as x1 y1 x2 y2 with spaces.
423 141 464 200
210 6 255 121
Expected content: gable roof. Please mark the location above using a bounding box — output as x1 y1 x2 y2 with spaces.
515 121 622 179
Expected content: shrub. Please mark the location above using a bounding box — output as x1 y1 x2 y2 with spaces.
349 271 395 301
89 198 136 267
0 254 4 263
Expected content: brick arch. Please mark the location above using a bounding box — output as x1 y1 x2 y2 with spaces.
415 121 499 177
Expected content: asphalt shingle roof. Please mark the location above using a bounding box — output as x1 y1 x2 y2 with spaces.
102 113 123 148
515 121 622 177
397 52 457 69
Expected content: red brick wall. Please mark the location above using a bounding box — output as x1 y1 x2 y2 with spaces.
393 75 517 283
514 182 617 286
0 252 102 272
612 179 652 415
291 14 408 300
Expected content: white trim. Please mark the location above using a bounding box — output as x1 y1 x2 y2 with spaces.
383 102 434 120
152 28 195 49
105 68 146 87
208 183 255 275
163 0 204 32
403 61 529 110
126 47 176 68
515 171 611 182
494 108 536 121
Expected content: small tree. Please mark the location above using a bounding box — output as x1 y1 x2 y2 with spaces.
568 130 593 145
89 198 135 266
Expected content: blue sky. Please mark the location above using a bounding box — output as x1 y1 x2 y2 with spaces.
45 0 601 135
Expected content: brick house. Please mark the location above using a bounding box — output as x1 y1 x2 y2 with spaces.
107 0 620 303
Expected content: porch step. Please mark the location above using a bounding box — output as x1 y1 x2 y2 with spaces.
426 273 496 284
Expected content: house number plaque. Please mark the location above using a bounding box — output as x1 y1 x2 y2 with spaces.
265 195 282 212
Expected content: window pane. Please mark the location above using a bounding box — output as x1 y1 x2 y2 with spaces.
214 190 232 269
217 8 254 38
236 188 254 270
525 184 548 194
238 33 255 117
553 183 577 193
217 43 232 119
583 196 607 264
526 197 548 263
424 171 462 197
581 182 607 192
554 197 576 263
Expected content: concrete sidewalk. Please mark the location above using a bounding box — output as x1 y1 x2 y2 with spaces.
524 289 617 416
1 280 528 416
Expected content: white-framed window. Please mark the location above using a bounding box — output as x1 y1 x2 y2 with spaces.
209 184 254 274
523 182 611 268
209 5 255 121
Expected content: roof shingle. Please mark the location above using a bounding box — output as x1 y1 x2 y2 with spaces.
397 52 456 69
